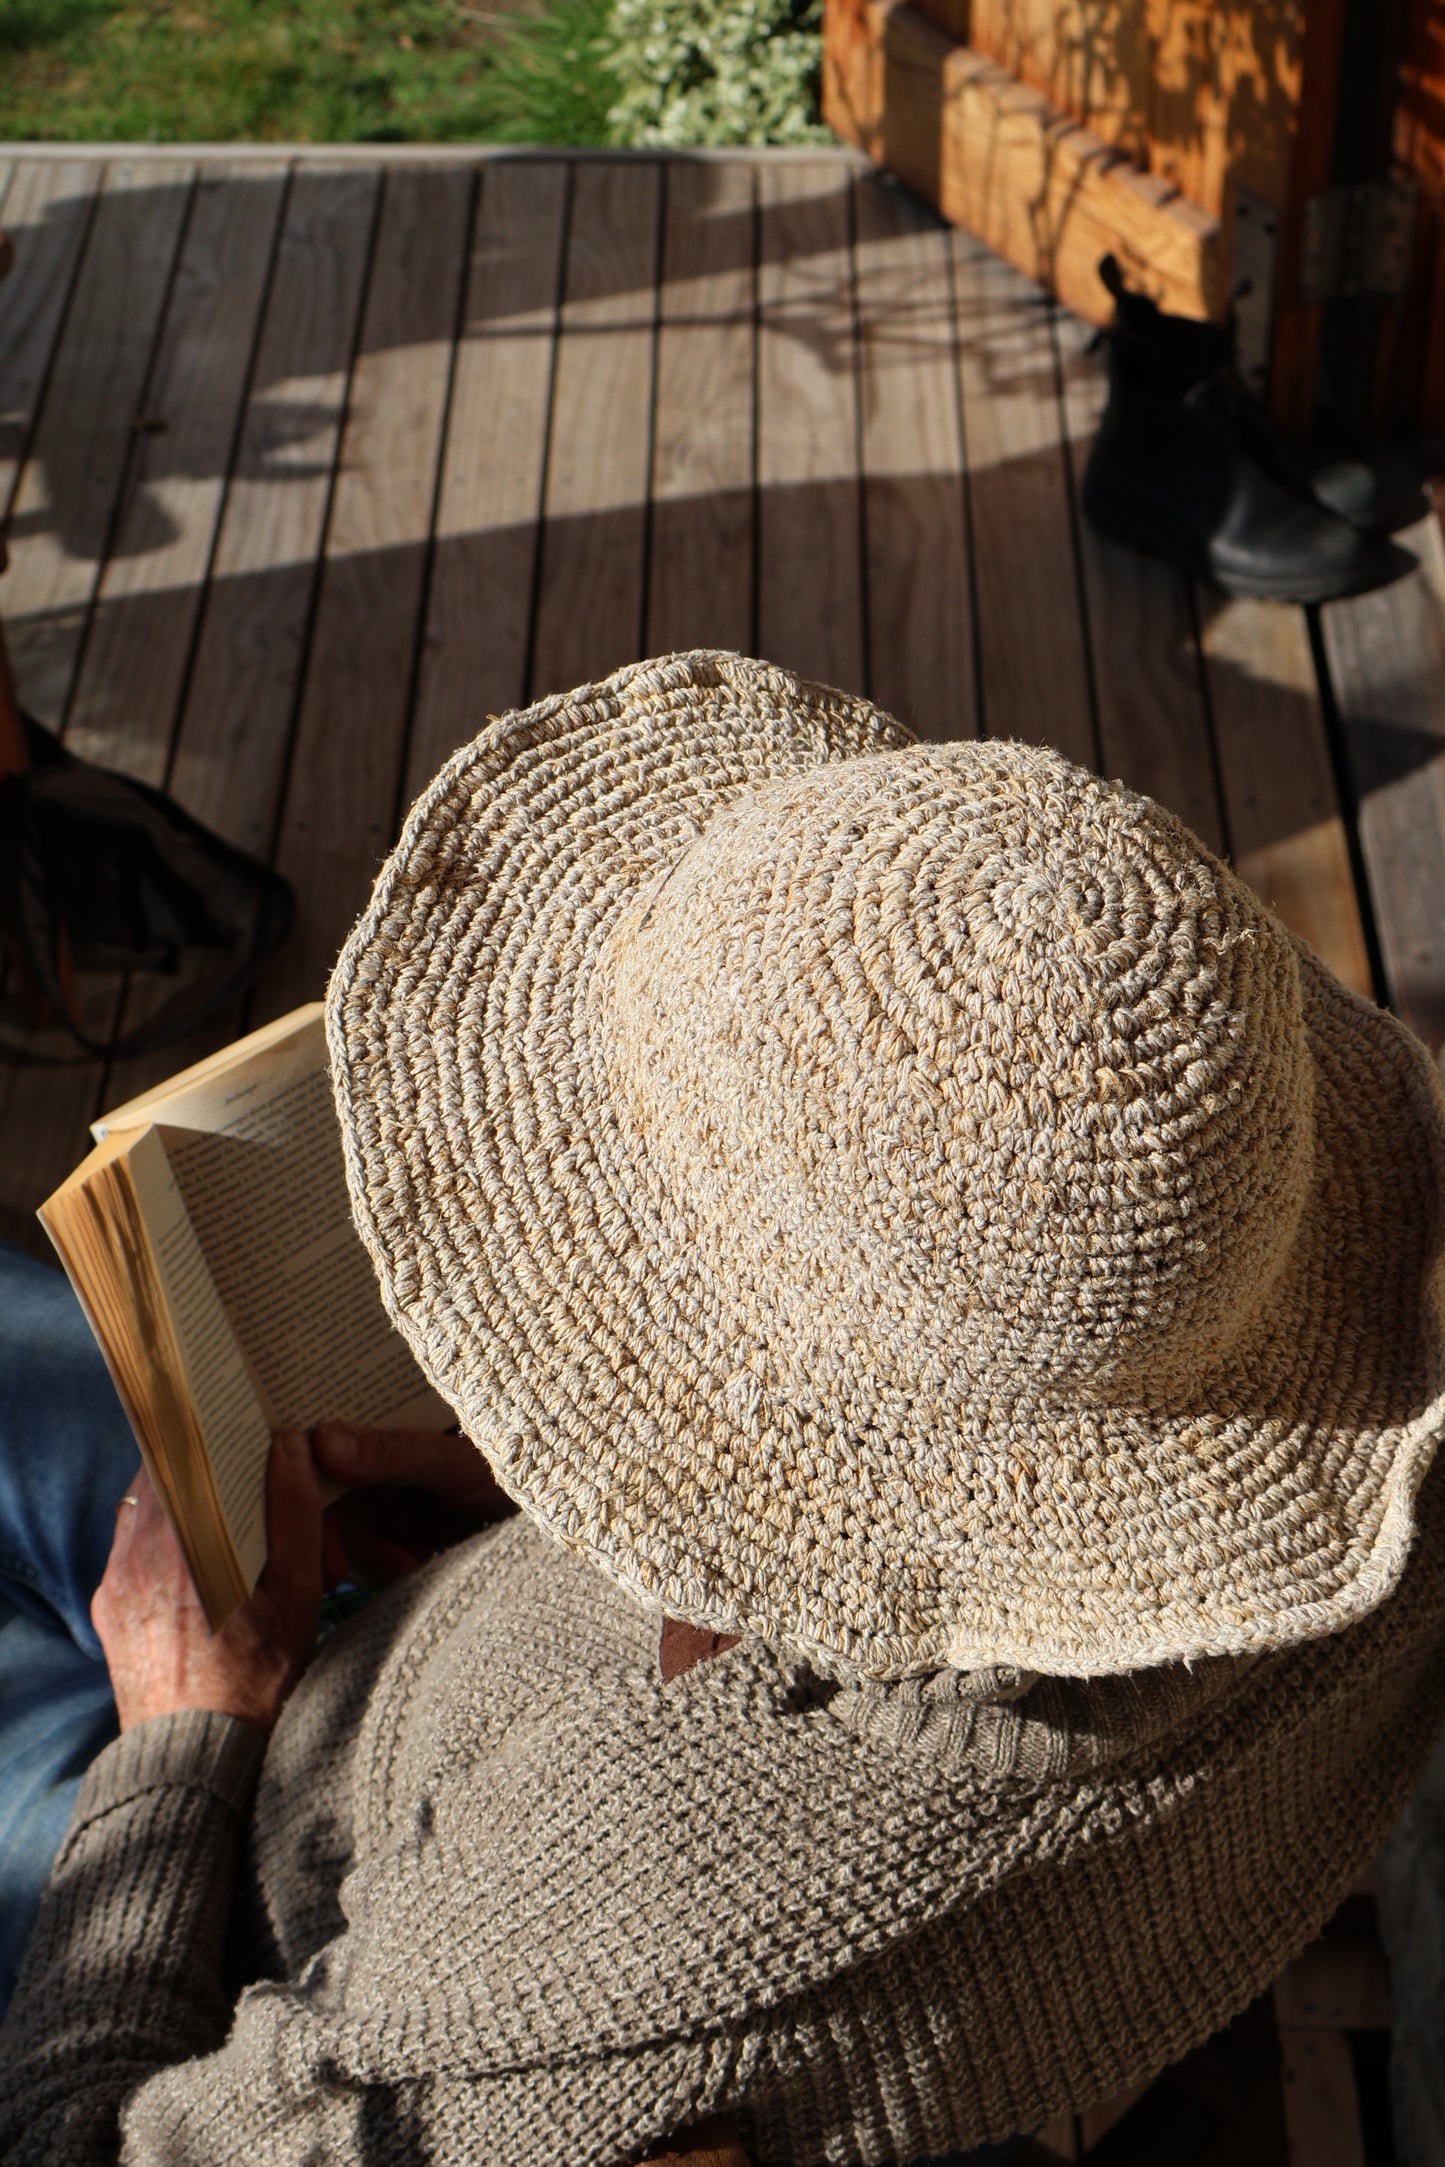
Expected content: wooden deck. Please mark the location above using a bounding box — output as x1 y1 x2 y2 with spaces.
2 144 1444 2165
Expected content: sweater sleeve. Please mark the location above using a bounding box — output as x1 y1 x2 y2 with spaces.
0 1709 266 2167
0 1708 751 2167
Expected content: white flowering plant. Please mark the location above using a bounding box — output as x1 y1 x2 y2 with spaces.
606 0 828 146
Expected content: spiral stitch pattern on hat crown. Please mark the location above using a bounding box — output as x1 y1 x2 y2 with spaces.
591 739 1314 1408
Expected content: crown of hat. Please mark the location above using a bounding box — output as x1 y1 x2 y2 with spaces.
588 738 1316 1420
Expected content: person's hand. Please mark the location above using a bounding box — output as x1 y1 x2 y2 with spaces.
311 1423 518 1590
92 1430 323 1736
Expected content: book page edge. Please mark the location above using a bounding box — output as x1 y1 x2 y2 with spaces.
41 1131 253 1629
92 1001 326 1141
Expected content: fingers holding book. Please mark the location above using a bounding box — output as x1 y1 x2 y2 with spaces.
93 1433 323 1736
88 1419 509 1733
311 1422 519 1591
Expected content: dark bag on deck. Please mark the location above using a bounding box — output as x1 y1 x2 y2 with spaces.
0 712 294 1061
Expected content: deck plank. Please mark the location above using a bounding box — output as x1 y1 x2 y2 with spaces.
646 158 755 660
405 158 568 803
100 164 381 1111
166 165 380 860
0 158 103 524
1321 514 1445 1053
43 160 288 1126
756 160 865 694
258 163 474 1022
7 152 286 1160
3 158 196 730
854 172 975 744
0 158 197 1255
530 159 660 699
1202 596 1375 1002
1054 312 1223 848
29 162 287 1171
1079 2078 1152 2150
1274 1938 1391 2031
951 236 1094 765
64 163 289 784
1277 2026 1368 2167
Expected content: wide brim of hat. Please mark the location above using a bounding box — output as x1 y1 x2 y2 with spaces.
328 651 1445 1679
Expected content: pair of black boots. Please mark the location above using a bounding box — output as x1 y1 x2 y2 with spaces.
1081 256 1421 603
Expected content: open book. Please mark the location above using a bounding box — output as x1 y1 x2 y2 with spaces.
40 1005 451 1629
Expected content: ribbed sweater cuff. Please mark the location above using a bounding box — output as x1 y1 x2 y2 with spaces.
64 1709 265 1849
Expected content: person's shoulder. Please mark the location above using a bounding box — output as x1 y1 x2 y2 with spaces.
451 1513 870 1769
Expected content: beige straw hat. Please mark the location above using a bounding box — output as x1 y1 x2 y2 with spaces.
328 651 1445 1681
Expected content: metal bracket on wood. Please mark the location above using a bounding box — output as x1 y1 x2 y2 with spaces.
1232 186 1280 400
1301 179 1417 305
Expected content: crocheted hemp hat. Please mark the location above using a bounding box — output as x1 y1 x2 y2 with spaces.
328 651 1445 1680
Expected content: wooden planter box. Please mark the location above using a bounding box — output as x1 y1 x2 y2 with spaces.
823 0 1445 443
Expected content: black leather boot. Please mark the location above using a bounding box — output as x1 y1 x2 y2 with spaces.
1081 259 1417 603
1212 387 1427 538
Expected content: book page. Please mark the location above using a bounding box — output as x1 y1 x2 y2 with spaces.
123 1127 271 1591
92 1004 327 1142
156 1063 449 1436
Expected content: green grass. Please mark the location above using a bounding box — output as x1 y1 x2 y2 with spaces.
0 0 621 144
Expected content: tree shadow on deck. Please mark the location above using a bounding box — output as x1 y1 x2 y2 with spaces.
3 156 1443 1238
1 462 1440 1255
3 469 1386 844
3 155 1094 566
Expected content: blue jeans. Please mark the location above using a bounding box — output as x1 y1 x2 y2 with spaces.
0 1241 133 2016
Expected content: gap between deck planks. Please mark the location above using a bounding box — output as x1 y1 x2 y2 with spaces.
0 147 1412 1260
1323 510 1445 1053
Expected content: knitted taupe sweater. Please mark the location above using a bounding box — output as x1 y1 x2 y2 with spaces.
4 1486 1445 2167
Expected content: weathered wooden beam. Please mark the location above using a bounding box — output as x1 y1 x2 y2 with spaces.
822 0 1224 328
1274 1939 1392 2031
1276 2025 1369 2167
1321 508 1445 1061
